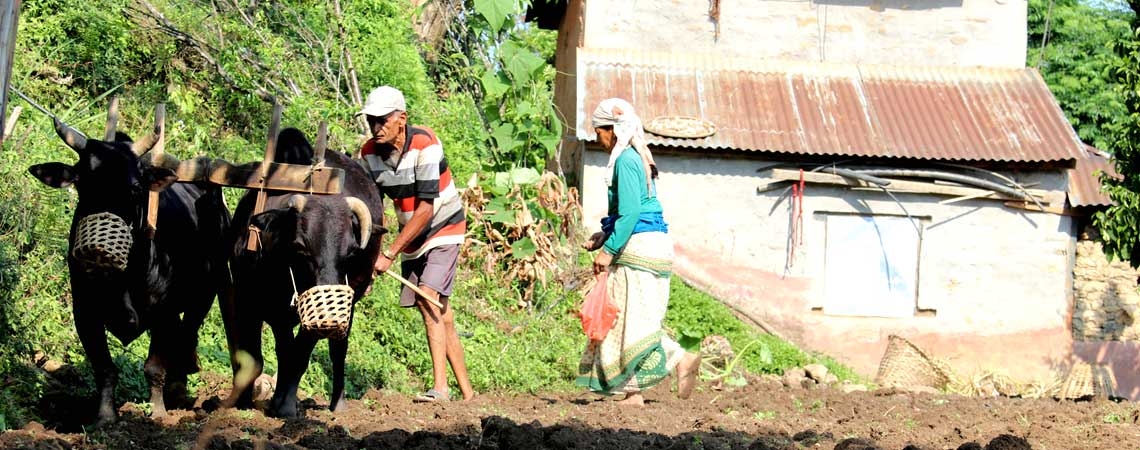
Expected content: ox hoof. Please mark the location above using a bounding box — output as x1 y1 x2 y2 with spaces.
267 397 300 418
267 406 300 418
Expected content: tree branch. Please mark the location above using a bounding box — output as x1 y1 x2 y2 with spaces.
332 0 367 136
130 0 280 104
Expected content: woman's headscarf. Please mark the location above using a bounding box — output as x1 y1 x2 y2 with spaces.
591 98 657 195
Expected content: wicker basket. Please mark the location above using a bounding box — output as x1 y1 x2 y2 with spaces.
875 335 951 390
643 116 717 139
1056 362 1118 400
1058 362 1094 400
72 212 132 271
295 285 354 339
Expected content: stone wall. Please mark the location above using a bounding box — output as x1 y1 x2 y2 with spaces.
1072 239 1140 340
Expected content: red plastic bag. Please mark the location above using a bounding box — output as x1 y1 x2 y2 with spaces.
579 272 619 341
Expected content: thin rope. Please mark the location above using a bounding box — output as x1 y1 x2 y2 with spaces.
8 85 87 138
289 266 299 307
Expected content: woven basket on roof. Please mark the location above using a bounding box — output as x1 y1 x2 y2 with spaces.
875 335 951 390
295 285 354 339
643 116 717 139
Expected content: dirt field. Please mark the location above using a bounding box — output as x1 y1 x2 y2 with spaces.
2 374 1138 450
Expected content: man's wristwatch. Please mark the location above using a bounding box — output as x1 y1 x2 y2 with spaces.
382 249 396 260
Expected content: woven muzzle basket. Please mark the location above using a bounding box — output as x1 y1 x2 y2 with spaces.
72 212 132 272
875 334 951 390
295 284 354 339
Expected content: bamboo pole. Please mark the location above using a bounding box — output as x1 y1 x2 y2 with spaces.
103 97 119 141
247 103 282 251
146 104 166 237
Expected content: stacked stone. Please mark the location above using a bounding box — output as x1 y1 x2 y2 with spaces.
1072 240 1140 341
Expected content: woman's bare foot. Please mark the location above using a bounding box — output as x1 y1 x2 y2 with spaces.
616 393 644 406
677 351 700 399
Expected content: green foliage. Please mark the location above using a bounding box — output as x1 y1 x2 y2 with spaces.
1096 8 1140 265
1028 0 1133 150
437 0 562 172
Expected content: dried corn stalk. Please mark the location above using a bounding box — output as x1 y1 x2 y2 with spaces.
461 171 585 305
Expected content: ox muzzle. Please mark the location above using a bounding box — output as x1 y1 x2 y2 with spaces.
72 212 132 272
293 283 354 339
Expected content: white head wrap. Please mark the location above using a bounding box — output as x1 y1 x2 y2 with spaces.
591 98 657 194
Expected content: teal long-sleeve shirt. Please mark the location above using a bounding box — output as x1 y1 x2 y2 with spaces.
603 147 664 255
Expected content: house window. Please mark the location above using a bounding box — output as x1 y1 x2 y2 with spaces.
822 214 923 318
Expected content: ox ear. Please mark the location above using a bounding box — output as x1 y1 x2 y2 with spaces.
250 208 298 252
142 166 178 192
28 162 78 188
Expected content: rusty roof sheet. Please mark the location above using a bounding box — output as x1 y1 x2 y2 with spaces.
575 48 1083 164
1068 144 1116 208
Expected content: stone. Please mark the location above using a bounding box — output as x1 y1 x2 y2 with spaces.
782 367 807 388
840 383 869 393
252 373 276 402
804 363 829 382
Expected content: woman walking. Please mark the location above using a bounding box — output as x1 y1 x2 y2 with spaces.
577 98 700 406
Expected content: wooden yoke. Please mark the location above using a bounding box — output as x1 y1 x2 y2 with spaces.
247 103 283 251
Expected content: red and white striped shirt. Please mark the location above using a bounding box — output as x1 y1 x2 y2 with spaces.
361 125 465 259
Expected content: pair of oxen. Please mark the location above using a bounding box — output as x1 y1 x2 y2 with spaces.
28 119 384 424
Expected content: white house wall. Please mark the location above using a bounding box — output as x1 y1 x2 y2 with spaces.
582 0 1028 68
582 149 1076 382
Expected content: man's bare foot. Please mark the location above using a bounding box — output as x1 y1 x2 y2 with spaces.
616 393 644 406
677 351 700 399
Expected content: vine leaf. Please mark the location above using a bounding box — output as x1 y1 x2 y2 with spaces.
481 71 511 100
500 40 544 84
474 0 514 34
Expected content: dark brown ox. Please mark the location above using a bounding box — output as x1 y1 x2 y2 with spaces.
223 128 384 417
28 120 231 425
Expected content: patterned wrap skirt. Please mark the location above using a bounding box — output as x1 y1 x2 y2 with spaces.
576 231 685 395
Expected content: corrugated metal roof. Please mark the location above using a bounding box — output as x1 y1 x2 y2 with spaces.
1068 144 1116 208
575 48 1083 163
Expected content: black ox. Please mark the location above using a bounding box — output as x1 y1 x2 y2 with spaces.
28 120 231 425
224 128 384 418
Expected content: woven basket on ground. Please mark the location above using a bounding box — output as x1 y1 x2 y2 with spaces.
1057 362 1117 400
875 335 951 390
72 212 132 271
295 285 354 339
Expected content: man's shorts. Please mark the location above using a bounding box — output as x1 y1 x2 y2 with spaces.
399 244 459 307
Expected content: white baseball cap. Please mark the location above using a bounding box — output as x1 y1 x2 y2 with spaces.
358 86 406 117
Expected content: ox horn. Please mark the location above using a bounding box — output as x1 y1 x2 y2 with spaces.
345 197 372 246
287 194 308 212
53 118 88 152
130 131 160 156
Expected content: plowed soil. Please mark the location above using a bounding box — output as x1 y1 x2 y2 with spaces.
2 374 1138 450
